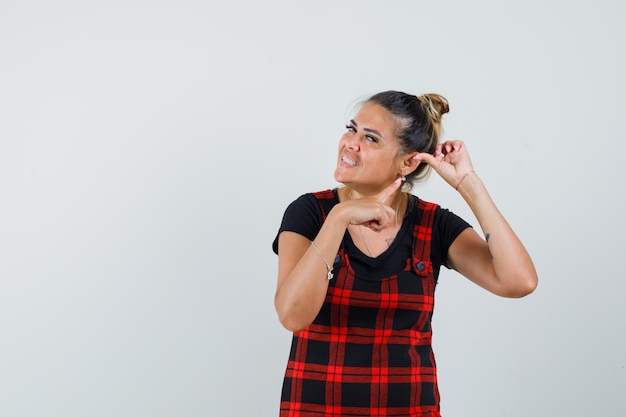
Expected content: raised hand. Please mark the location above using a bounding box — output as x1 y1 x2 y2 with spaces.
414 140 475 190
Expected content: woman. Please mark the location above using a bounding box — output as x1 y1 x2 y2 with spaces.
272 90 537 416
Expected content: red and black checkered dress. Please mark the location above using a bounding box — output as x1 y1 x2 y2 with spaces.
274 189 470 417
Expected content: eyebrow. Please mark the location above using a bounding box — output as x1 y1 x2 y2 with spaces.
350 119 384 139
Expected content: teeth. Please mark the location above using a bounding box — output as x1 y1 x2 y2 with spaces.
342 156 357 166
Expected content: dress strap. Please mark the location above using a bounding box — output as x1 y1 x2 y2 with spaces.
411 198 438 276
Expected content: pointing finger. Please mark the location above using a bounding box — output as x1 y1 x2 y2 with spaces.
375 177 402 204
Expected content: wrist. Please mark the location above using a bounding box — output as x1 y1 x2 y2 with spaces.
455 170 476 191
326 204 352 233
455 171 487 204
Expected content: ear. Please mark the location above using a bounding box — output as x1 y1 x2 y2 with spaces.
400 151 420 177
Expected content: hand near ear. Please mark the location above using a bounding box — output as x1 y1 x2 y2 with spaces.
414 140 475 190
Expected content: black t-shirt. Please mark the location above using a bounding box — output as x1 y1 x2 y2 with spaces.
273 189 472 283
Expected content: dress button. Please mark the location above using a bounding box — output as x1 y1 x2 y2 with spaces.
415 261 426 271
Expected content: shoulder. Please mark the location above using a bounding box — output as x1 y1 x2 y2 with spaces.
411 194 472 241
413 195 439 215
272 189 338 254
407 194 472 267
285 189 337 216
406 194 439 223
310 189 336 200
408 194 467 226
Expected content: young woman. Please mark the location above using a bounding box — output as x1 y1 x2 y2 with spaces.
272 90 537 416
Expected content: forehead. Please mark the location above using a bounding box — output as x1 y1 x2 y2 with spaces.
354 102 397 136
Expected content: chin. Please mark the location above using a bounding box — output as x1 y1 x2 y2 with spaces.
333 174 350 186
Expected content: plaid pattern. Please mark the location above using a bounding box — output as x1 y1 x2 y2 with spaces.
280 191 441 416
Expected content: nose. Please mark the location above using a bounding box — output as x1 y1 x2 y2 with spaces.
344 132 360 151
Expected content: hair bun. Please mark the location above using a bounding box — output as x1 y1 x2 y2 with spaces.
418 93 449 122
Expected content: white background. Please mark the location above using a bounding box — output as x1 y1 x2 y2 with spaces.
1 1 624 416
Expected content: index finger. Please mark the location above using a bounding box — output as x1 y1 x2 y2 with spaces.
375 177 402 204
414 152 439 169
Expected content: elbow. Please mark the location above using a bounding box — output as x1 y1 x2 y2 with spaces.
279 317 310 333
274 300 313 332
500 272 538 298
277 311 311 333
504 283 537 298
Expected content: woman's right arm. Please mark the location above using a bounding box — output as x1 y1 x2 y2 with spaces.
274 209 348 332
274 179 402 332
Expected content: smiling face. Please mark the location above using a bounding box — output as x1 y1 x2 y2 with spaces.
333 102 407 196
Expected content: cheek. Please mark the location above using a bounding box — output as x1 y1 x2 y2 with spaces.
381 156 402 175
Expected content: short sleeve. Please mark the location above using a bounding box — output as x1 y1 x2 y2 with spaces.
432 206 472 268
272 193 324 254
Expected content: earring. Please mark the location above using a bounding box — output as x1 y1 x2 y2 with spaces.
401 175 407 182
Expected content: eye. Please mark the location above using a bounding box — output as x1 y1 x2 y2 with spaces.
345 124 356 133
365 135 378 143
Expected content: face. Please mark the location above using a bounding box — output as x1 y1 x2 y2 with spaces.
333 102 405 196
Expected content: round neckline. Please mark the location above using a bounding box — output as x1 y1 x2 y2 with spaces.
332 188 416 265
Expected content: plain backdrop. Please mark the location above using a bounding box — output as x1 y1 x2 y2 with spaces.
1 1 625 416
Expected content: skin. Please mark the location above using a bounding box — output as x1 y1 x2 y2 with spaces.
274 102 538 332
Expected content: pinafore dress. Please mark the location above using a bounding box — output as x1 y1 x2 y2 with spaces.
280 190 441 417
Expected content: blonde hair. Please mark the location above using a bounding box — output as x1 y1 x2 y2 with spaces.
416 93 449 146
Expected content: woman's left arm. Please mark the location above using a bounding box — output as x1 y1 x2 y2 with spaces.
416 140 538 298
